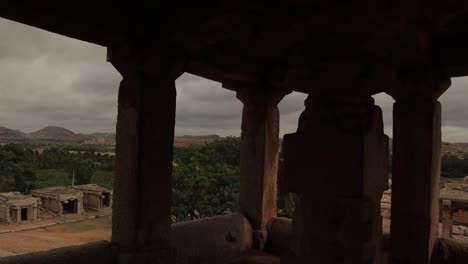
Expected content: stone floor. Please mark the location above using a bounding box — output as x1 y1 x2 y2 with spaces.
226 250 279 264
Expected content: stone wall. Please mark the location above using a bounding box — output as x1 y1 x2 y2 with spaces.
0 205 9 223
82 193 101 210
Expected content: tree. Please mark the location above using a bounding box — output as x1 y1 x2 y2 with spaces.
66 158 97 185
172 137 240 221
0 144 37 193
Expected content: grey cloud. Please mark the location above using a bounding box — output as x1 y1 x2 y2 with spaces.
2 17 468 141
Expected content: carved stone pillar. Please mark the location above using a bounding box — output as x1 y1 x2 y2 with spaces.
282 96 388 264
389 94 446 264
236 88 288 249
109 45 182 264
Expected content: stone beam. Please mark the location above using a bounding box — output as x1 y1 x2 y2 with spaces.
236 88 289 248
390 85 445 263
109 45 182 263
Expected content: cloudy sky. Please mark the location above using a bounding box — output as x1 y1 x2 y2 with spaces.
0 18 468 142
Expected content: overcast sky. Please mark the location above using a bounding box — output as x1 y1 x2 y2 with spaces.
1 18 468 142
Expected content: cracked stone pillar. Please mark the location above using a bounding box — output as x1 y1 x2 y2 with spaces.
109 45 182 264
282 95 388 264
390 100 444 264
236 88 288 249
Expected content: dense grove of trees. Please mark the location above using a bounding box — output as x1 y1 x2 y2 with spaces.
0 144 114 193
441 154 468 178
0 144 37 193
172 137 240 221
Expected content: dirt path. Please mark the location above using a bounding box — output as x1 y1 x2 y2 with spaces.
0 217 111 257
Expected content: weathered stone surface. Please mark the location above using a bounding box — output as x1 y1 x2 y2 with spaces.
431 239 468 264
265 217 292 256
236 89 287 233
172 213 252 263
110 47 178 263
390 100 441 264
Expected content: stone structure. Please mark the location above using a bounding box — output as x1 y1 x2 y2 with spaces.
0 192 40 224
31 187 83 215
440 181 468 239
1 2 468 263
381 189 392 218
71 184 112 210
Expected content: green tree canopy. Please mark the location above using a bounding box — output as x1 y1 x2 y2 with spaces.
172 137 240 221
66 158 97 185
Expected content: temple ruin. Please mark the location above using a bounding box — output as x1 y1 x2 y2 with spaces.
0 192 40 224
71 184 112 210
1 1 468 263
440 177 468 239
31 187 83 215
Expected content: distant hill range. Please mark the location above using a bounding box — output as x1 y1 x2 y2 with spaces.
174 134 221 147
388 138 468 158
0 126 221 147
0 126 115 144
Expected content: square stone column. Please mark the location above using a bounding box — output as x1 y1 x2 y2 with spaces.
282 96 388 264
390 99 441 264
236 88 288 248
110 46 180 264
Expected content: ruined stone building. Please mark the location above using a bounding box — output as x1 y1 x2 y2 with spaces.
2 1 468 264
31 187 83 215
71 184 112 210
440 178 468 238
0 192 40 224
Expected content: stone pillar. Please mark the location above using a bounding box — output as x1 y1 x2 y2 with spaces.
390 98 442 264
16 208 21 224
236 88 288 249
110 46 181 263
441 200 453 239
282 96 388 264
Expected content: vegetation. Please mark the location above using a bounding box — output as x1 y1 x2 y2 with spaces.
172 137 240 221
0 143 114 193
441 154 468 178
0 137 241 221
0 144 37 193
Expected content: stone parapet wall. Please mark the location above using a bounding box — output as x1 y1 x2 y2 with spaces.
172 213 252 263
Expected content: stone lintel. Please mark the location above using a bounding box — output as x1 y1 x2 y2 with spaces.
390 99 442 264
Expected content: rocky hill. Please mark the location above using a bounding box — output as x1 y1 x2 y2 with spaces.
441 142 468 158
174 135 221 147
0 126 114 143
0 127 26 143
0 126 221 147
27 126 86 141
388 138 468 158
